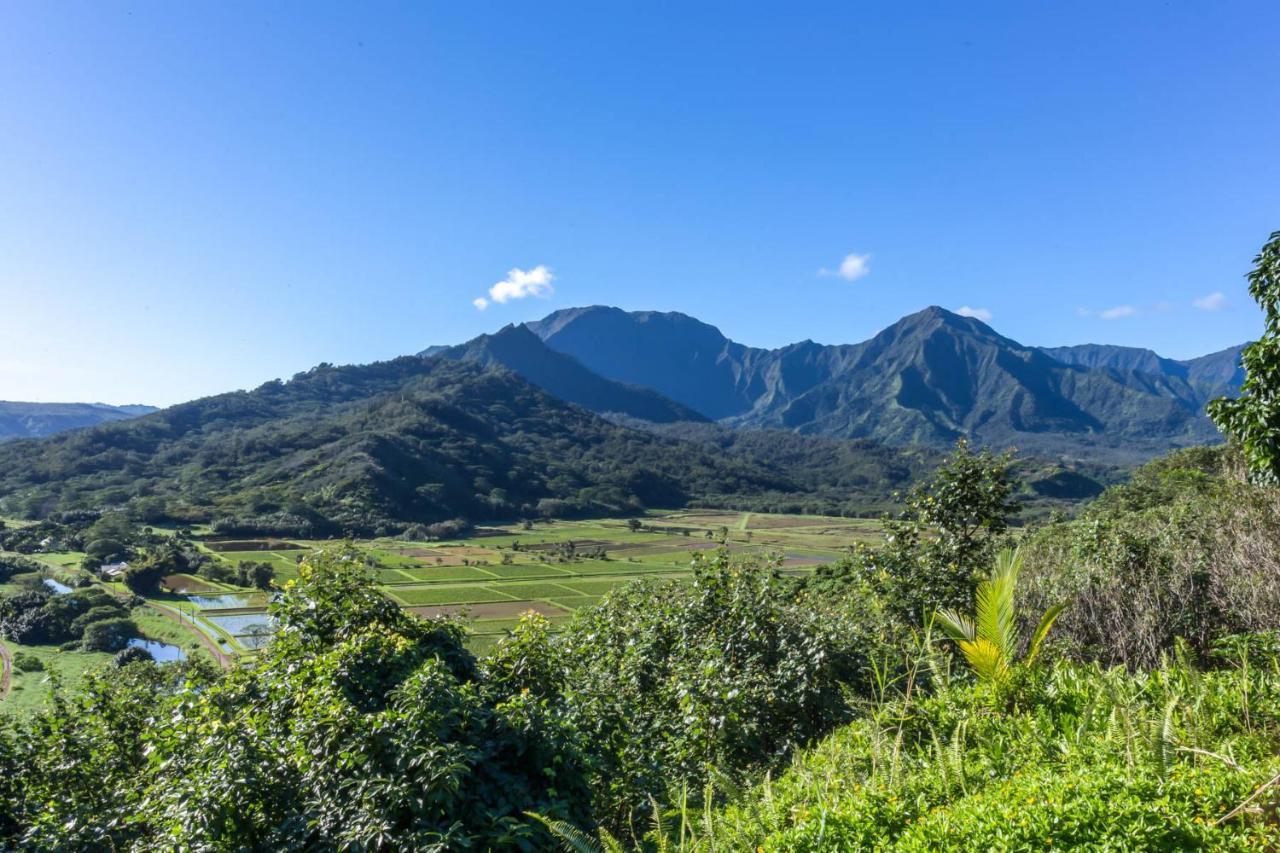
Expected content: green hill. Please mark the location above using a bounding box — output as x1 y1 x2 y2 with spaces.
0 358 917 533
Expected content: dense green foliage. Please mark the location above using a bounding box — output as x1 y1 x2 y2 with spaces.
0 360 923 535
487 550 887 834
1020 446 1280 668
934 548 1064 688
0 551 593 850
0 585 134 648
808 440 1021 618
4 441 1280 849
694 648 1280 850
1210 230 1280 483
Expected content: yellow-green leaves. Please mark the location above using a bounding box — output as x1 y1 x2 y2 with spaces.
934 548 1065 686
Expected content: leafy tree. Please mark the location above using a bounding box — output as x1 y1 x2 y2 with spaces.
0 555 40 584
84 537 127 560
80 617 139 652
0 549 592 849
132 548 592 849
1209 230 1280 482
233 560 275 590
511 549 880 837
122 545 186 595
811 439 1021 620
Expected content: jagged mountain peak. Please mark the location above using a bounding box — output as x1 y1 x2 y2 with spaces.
434 319 707 424
508 304 1246 463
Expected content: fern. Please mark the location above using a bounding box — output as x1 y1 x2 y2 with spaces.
526 812 625 853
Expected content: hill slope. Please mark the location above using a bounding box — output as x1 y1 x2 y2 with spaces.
430 324 706 423
0 358 908 533
0 401 156 441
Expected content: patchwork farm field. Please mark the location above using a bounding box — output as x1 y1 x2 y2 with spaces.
1 510 880 711
195 510 883 649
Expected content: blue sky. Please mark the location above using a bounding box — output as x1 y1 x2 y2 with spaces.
2 2 1277 405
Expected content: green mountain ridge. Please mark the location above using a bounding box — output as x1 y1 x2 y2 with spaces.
0 401 157 441
429 324 707 424
526 305 1244 463
0 358 920 531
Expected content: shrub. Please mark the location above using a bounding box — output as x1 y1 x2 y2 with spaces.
233 560 275 590
808 439 1020 620
69 604 130 637
84 538 126 561
693 654 1280 850
80 618 138 653
0 556 42 584
113 646 154 666
1020 447 1280 667
11 652 43 673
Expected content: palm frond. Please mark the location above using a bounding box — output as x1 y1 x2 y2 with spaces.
1026 602 1066 666
933 547 1064 685
934 608 976 643
957 637 1008 684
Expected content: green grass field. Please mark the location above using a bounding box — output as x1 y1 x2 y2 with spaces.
188 510 885 644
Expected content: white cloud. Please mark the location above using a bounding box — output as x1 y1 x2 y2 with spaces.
955 306 992 322
487 265 555 304
1193 291 1226 311
819 252 871 281
473 297 489 311
1099 304 1137 320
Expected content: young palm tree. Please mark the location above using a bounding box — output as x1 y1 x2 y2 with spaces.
934 548 1064 686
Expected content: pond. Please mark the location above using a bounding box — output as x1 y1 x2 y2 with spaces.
127 638 187 663
206 612 275 649
186 593 261 610
43 578 74 595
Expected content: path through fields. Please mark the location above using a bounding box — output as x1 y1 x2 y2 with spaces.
146 603 234 668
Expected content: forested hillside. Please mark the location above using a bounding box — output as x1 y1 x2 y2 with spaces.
0 358 937 533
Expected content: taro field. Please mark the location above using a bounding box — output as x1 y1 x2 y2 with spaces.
166 510 885 654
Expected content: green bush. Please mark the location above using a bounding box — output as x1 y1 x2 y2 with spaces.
1020 447 1280 667
0 549 593 850
11 652 43 673
80 617 138 653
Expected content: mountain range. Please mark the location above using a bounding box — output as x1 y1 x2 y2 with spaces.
429 305 1245 464
0 305 1245 531
0 401 157 441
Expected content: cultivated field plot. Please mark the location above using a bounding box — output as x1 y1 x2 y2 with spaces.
193 512 884 644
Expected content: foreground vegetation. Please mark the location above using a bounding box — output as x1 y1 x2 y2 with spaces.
2 437 1279 850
